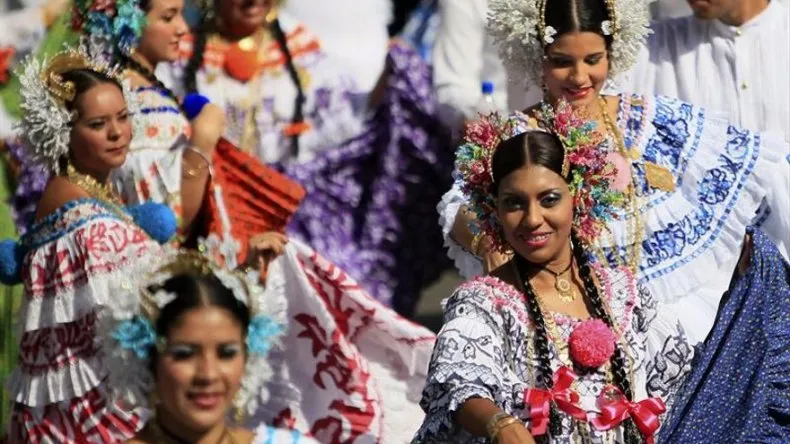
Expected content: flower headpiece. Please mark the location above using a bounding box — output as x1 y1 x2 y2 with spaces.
16 46 137 173
99 244 287 418
456 100 624 251
488 0 650 86
71 0 147 58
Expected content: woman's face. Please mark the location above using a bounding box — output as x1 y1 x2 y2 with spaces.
217 0 274 38
155 306 246 434
496 164 574 265
69 82 131 178
542 31 610 110
137 0 189 65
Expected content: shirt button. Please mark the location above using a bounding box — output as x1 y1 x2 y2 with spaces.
735 29 743 37
741 82 748 90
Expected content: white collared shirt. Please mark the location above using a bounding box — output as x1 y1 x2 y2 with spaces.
623 0 790 140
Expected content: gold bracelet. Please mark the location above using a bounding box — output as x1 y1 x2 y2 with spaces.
490 417 522 443
470 232 486 257
485 412 511 438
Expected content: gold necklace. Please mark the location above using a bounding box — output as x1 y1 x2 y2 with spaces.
541 260 576 302
66 164 122 205
66 164 131 221
595 96 644 275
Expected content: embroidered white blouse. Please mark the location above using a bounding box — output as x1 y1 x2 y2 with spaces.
414 270 693 443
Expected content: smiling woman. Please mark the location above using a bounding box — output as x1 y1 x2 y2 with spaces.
99 249 319 444
414 107 694 443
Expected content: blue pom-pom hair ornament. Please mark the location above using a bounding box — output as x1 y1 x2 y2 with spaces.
0 239 25 285
99 245 286 418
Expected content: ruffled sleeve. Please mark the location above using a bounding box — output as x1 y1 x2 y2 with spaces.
8 199 162 407
437 182 483 279
414 279 524 442
609 94 789 344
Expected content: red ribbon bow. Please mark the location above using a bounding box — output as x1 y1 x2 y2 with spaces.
523 366 588 435
591 385 666 444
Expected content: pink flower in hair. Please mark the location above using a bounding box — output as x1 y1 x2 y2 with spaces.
90 0 117 15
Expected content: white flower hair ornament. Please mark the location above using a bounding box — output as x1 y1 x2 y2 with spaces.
15 46 140 174
99 245 287 419
487 0 651 86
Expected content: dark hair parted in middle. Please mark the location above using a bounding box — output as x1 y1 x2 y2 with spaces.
153 272 251 338
490 130 567 196
543 0 614 48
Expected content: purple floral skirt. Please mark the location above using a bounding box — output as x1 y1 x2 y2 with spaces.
278 42 454 315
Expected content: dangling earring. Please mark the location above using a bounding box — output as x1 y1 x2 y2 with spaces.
233 403 246 425
265 1 279 24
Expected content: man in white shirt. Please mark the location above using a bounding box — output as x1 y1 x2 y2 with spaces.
624 0 790 140
432 0 540 134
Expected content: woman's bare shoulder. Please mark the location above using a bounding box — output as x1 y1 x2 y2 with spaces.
34 176 91 222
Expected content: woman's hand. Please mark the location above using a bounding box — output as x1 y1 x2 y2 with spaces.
245 232 289 274
189 103 226 153
495 423 537 444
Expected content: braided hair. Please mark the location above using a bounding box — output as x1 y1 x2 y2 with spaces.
571 235 643 443
491 132 644 443
121 54 184 113
270 17 306 159
182 11 306 158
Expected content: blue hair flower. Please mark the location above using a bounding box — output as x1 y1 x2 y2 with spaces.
86 11 113 36
112 2 146 55
246 315 284 356
113 316 157 359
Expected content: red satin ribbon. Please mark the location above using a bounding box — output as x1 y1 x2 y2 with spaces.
523 366 588 435
591 385 666 444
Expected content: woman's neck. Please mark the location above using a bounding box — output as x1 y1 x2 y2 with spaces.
155 413 229 444
131 52 158 74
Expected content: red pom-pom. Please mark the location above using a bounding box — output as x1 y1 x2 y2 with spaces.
568 319 616 368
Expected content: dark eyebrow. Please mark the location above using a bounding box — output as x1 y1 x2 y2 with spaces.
498 188 563 199
548 51 606 59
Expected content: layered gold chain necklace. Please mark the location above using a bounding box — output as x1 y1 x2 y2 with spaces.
65 164 133 222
